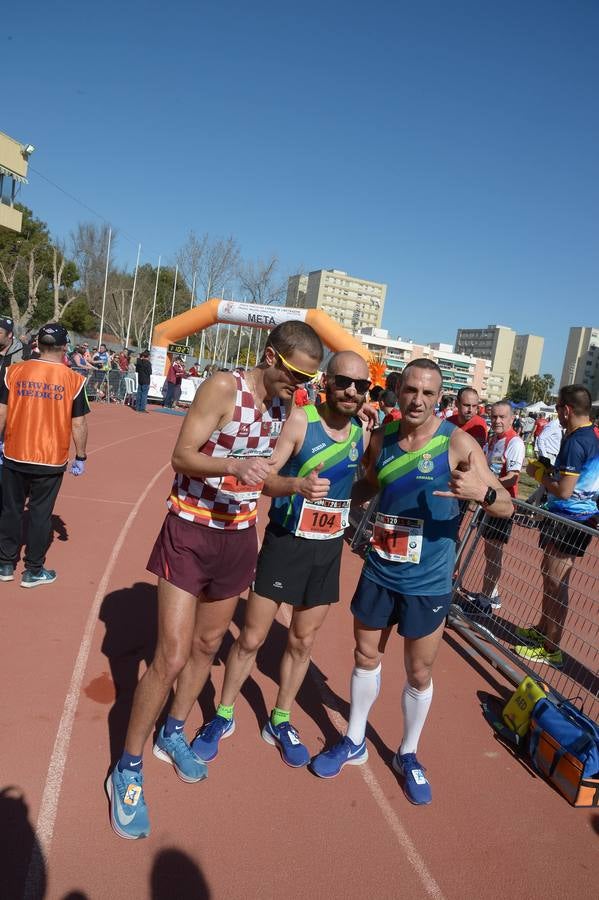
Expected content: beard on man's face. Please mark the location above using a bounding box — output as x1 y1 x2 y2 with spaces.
325 383 365 416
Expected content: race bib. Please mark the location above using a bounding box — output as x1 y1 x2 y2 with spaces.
371 513 424 563
295 498 350 540
219 474 264 502
219 449 272 502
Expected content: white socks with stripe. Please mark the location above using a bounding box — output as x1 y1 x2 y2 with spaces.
346 663 381 745
399 681 433 755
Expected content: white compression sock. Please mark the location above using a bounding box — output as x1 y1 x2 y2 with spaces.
399 681 433 755
346 663 381 745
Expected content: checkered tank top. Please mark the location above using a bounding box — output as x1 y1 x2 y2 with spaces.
167 370 285 530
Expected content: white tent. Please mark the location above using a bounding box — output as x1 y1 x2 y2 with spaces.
526 401 556 415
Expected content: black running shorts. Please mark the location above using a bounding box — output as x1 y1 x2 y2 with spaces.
253 522 344 607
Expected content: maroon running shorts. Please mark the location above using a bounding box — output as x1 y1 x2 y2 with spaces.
147 513 258 599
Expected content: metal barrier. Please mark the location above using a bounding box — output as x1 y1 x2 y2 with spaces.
72 367 131 403
451 499 599 723
348 494 599 722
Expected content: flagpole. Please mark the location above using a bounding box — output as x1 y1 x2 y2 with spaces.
170 264 178 318
148 255 161 349
125 242 141 349
98 227 112 347
186 272 196 348
245 328 253 370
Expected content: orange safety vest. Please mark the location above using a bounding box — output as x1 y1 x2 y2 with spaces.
4 359 86 467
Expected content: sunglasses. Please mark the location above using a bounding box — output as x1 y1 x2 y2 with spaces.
272 348 318 384
330 374 371 394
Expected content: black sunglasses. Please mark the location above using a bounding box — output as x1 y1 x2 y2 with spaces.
331 374 371 394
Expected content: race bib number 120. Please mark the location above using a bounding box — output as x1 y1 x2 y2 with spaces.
295 498 350 540
371 513 424 563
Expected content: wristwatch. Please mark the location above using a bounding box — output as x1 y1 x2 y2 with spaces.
75 455 87 461
482 486 497 507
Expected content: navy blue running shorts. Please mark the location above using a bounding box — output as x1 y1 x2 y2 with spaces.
350 572 452 639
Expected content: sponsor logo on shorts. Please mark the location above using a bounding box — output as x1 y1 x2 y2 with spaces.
273 581 283 588
432 605 442 613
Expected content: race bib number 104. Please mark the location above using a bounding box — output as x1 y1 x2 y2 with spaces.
295 498 350 540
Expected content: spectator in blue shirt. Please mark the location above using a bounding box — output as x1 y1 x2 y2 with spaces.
515 385 599 668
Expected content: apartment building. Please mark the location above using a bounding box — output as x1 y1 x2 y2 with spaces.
455 324 544 397
357 329 494 399
0 130 33 233
287 269 386 331
559 326 599 391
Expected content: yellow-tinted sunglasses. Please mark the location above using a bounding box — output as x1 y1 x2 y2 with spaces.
272 348 319 384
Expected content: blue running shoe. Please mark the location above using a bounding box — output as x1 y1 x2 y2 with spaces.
152 725 208 783
261 720 310 768
21 568 57 588
392 752 432 805
191 715 236 762
310 735 368 778
105 766 150 840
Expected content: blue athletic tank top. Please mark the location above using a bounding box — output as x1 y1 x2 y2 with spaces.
364 418 459 595
269 404 364 534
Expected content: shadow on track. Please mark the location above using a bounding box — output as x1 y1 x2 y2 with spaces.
0 786 46 900
151 848 211 899
99 581 158 768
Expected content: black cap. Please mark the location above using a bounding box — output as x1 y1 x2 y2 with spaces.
0 316 14 333
38 323 69 346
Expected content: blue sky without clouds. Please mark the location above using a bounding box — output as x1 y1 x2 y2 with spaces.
3 1 598 380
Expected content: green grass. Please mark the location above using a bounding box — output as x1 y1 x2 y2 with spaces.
517 471 538 501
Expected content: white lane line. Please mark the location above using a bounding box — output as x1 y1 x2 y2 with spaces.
59 495 135 506
23 462 171 900
276 604 445 900
88 426 173 456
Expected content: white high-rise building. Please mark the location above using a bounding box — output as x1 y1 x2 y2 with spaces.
287 269 386 332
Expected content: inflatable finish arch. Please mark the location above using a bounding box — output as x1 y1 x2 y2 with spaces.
150 298 369 374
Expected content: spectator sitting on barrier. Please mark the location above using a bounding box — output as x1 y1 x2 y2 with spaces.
462 399 525 615
93 344 109 369
379 389 401 424
163 356 187 408
447 387 488 448
71 345 93 370
513 385 599 668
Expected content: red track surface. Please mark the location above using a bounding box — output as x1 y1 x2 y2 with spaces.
1 405 597 900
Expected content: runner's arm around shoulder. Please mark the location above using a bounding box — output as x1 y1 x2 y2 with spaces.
263 408 330 500
171 373 256 480
437 429 513 518
350 428 381 504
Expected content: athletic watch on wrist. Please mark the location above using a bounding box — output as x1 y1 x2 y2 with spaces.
75 455 87 461
481 486 497 507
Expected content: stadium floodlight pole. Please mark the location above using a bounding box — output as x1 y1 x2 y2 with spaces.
125 243 141 350
170 264 178 318
245 327 253 370
147 255 161 350
212 322 221 365
186 272 196 348
98 227 112 348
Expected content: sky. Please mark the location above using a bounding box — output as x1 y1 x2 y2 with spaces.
3 0 598 381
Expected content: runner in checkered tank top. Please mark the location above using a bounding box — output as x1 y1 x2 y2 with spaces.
107 321 324 840
167 370 285 529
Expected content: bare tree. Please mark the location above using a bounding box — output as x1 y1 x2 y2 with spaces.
236 255 287 306
70 222 116 316
51 241 79 321
177 231 240 303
